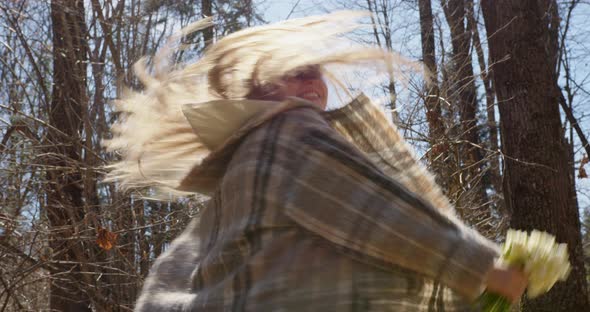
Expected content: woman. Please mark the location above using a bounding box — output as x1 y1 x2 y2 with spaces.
105 11 526 311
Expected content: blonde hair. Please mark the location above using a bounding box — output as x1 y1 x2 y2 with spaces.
103 11 415 197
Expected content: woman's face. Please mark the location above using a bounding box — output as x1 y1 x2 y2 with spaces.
248 66 328 110
280 68 328 109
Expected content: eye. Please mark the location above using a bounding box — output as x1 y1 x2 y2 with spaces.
291 65 322 80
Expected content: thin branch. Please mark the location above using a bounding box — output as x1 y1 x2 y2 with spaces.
285 0 302 20
0 4 50 110
558 90 590 156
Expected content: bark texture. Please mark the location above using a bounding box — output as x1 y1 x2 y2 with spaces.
481 1 589 310
202 0 213 44
442 0 489 211
418 0 448 189
48 1 92 311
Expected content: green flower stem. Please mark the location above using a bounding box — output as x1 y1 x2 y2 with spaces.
477 291 512 312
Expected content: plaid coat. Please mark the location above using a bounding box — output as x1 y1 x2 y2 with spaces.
135 94 500 311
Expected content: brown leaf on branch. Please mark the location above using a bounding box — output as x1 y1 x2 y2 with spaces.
581 154 589 166
579 155 589 179
96 227 118 251
578 166 588 179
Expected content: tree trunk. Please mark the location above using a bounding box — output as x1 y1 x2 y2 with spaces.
48 1 92 311
466 0 504 212
442 0 489 212
418 0 449 190
202 0 213 45
366 0 398 122
481 1 589 310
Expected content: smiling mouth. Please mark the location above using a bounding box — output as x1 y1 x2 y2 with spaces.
298 91 321 101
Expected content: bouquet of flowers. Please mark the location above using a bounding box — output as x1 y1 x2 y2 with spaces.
478 229 571 312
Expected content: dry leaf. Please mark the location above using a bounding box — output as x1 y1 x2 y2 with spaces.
582 154 589 166
96 227 118 251
578 166 587 179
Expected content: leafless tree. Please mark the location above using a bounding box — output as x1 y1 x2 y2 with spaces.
482 0 590 310
0 1 260 310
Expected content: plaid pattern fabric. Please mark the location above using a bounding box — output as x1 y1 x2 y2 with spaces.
135 95 499 311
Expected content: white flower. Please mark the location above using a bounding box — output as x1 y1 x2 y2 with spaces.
502 229 529 266
501 230 571 299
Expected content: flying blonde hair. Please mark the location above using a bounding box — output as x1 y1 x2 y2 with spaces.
103 11 416 197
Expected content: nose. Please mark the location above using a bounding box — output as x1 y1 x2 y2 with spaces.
302 78 317 85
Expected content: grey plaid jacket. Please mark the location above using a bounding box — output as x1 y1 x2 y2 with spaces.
135 95 499 311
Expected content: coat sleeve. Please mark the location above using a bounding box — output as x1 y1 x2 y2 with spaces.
228 106 500 302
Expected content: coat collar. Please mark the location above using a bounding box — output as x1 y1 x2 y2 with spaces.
179 96 321 193
182 97 322 152
179 94 456 218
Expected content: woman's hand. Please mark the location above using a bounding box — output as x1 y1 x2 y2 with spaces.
485 263 528 303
